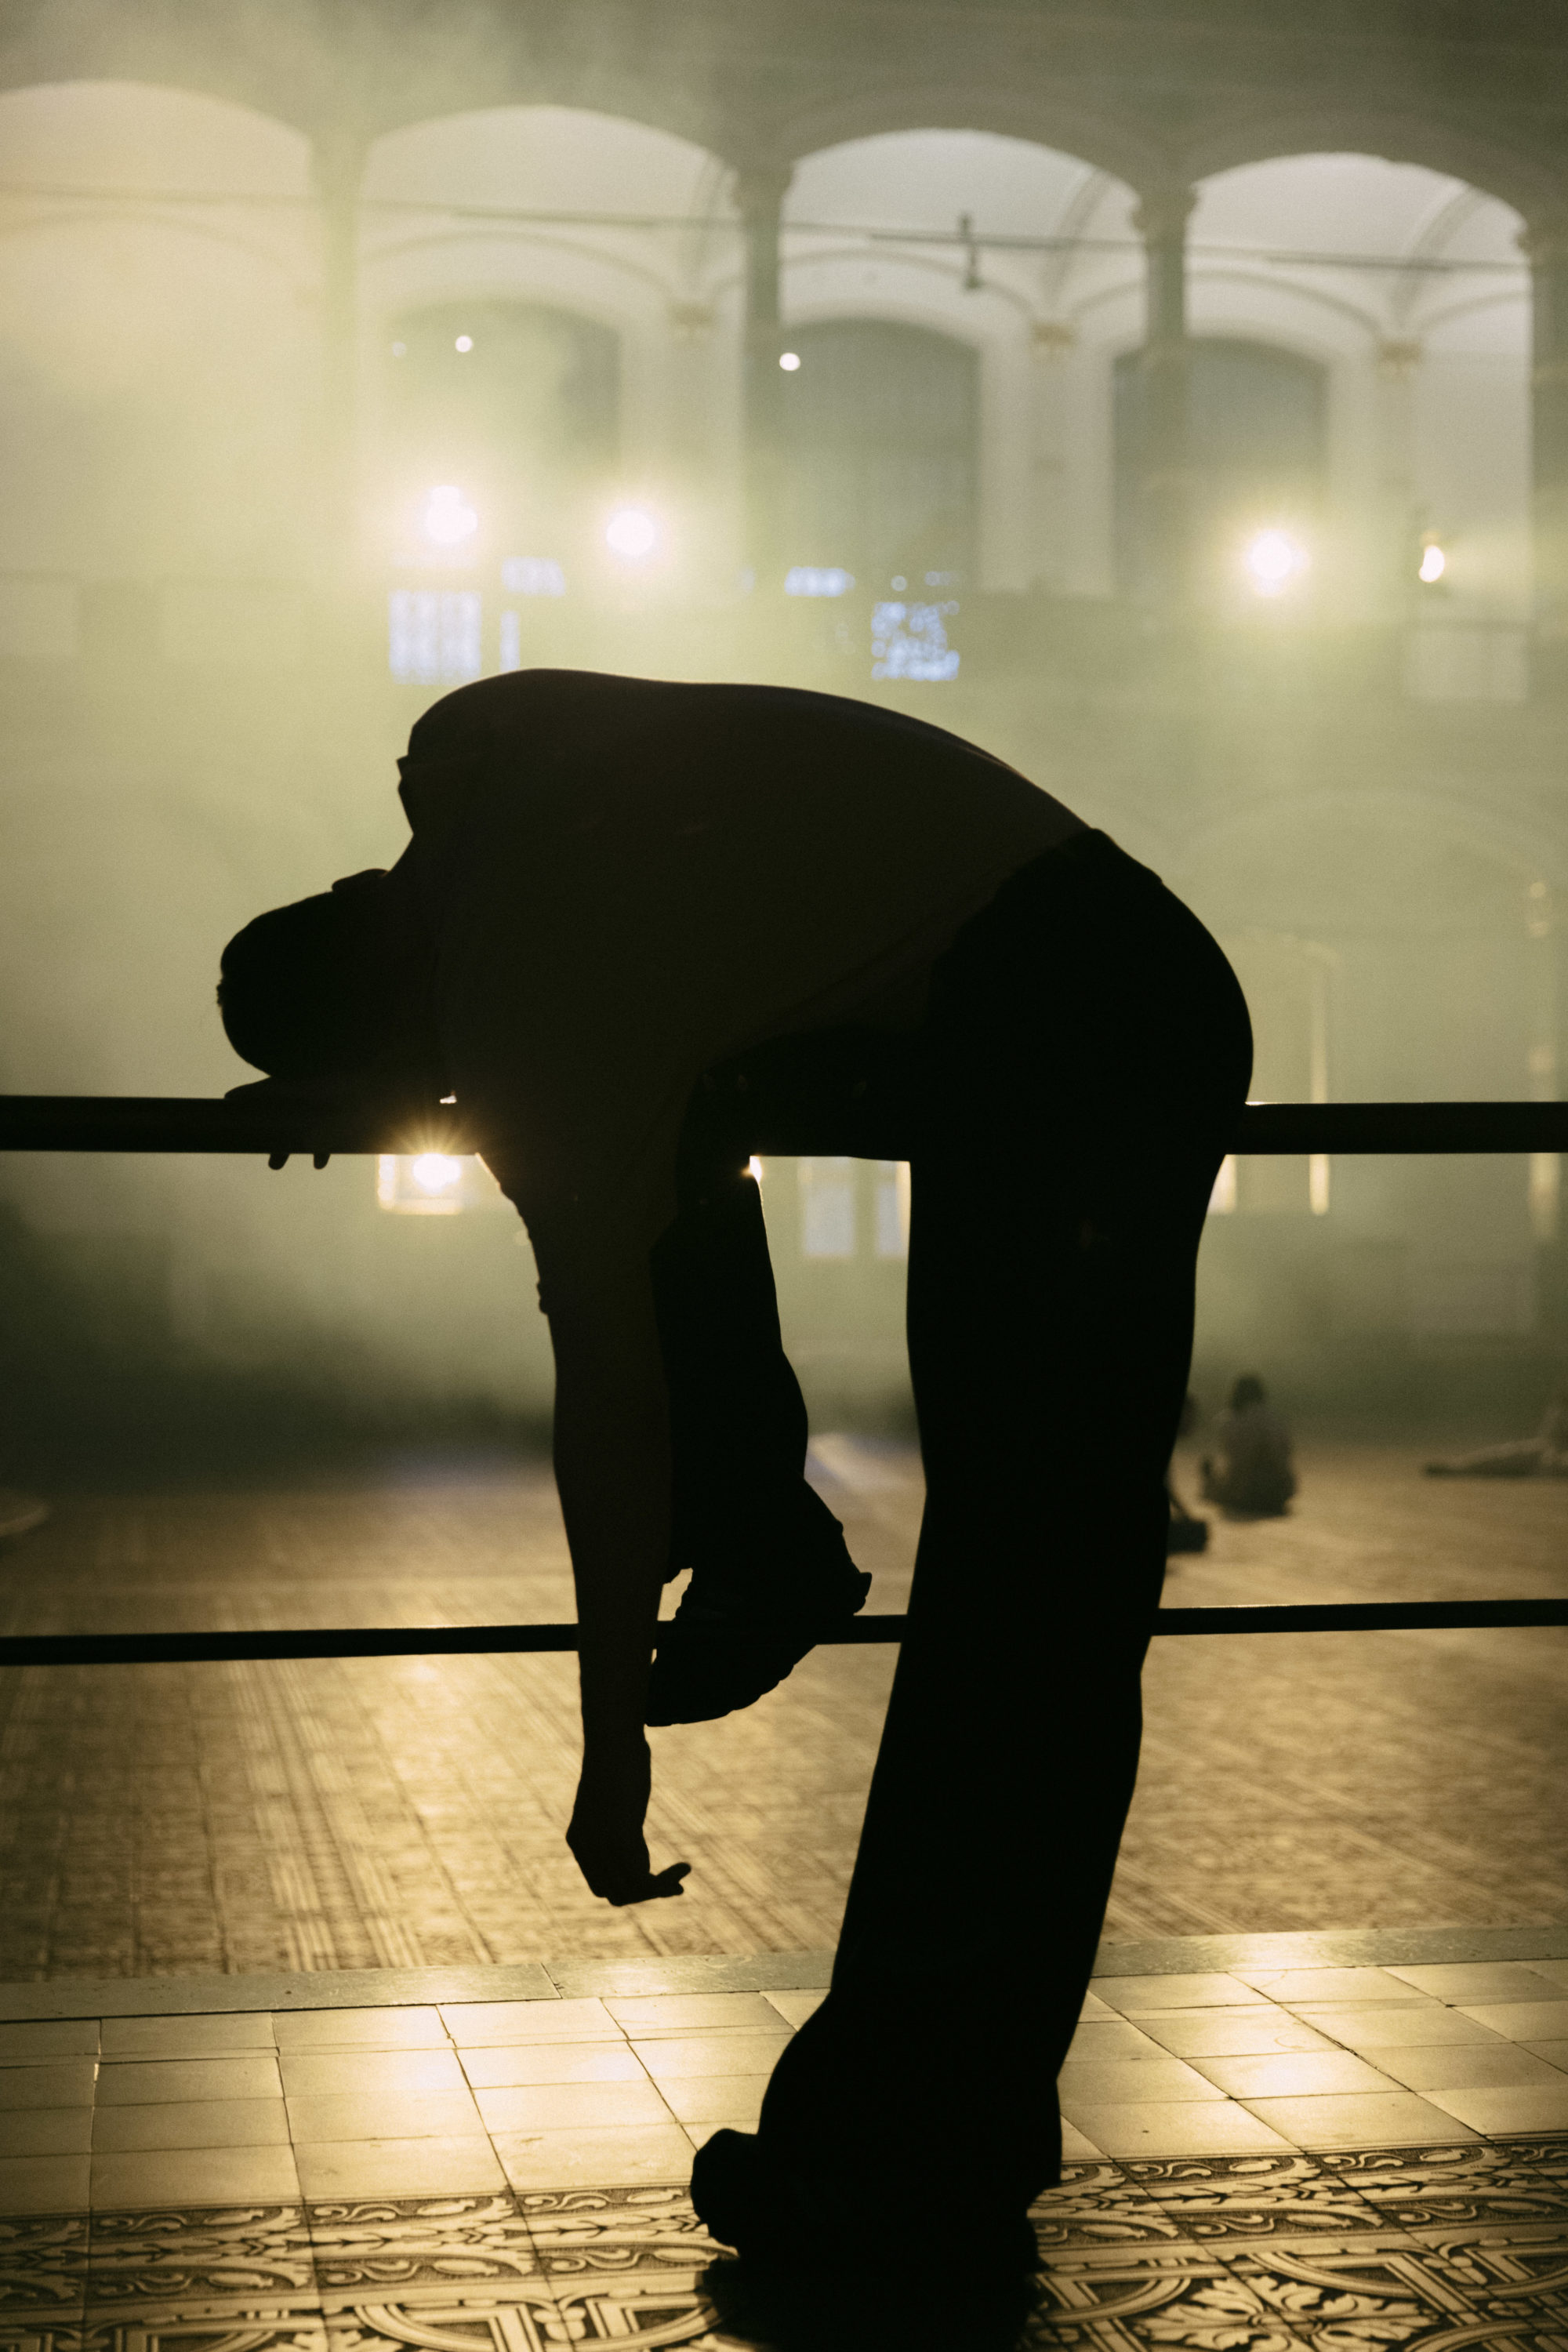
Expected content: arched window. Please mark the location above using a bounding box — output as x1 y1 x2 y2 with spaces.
1114 337 1327 601
778 320 978 589
383 299 619 579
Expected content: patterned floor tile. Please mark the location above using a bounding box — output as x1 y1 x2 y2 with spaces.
0 2210 89 2321
1322 2139 1568 2230
1222 2233 1560 2352
85 2205 314 2306
80 2304 327 2352
321 2276 723 2351
1025 2243 1305 2352
305 2194 537 2295
519 2183 722 2275
1030 2163 1181 2251
1123 2153 1392 2242
1403 2225 1568 2352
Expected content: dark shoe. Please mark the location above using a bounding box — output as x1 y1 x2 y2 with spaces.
647 1566 873 1726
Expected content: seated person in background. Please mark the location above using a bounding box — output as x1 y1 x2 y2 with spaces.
1425 1382 1568 1478
1201 1374 1296 1517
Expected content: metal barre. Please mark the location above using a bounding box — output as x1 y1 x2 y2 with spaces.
0 1599 1561 1668
2 1097 1568 1156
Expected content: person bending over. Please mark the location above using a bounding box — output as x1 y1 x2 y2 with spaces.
217 669 1251 2287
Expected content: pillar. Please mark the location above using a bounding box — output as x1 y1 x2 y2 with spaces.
309 127 368 601
1029 321 1076 592
1130 184 1196 610
1523 216 1568 691
735 165 793 593
1374 338 1423 621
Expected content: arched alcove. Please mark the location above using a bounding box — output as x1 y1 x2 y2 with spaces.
1114 337 1327 602
380 299 620 583
780 129 1140 592
777 319 978 586
1183 154 1530 622
0 81 315 590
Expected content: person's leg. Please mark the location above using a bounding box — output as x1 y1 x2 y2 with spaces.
645 1090 869 1725
1425 1440 1543 1478
695 838 1251 2258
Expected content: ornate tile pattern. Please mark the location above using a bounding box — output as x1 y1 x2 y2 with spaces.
0 2143 1557 2352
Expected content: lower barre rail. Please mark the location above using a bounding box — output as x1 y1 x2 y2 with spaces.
0 1598 1560 1668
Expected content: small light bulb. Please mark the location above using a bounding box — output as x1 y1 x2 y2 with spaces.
779 350 801 372
1418 542 1446 583
605 506 658 559
455 334 474 353
1245 529 1306 596
424 485 477 546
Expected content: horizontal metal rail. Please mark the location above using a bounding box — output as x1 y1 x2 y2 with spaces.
0 1599 1560 1668
2 1096 1568 1156
0 1094 1560 1669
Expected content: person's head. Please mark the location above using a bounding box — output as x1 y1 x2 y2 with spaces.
217 871 408 1080
1229 1374 1266 1412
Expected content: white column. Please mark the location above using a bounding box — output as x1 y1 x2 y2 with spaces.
1374 337 1423 621
1029 321 1076 590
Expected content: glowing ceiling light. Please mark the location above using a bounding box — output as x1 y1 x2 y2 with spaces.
390 339 406 358
410 1152 463 1194
1418 540 1446 583
424 485 477 546
779 350 801 372
455 333 474 352
1244 529 1308 597
605 506 658 560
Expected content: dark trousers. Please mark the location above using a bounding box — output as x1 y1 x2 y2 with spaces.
655 833 1252 2243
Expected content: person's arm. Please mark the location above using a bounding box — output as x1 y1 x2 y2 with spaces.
542 1234 691 1907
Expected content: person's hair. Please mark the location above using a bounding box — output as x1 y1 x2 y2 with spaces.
1230 1374 1266 1411
218 893 392 1080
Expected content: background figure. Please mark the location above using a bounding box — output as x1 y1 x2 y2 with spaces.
1200 1374 1296 1517
1425 1381 1568 1477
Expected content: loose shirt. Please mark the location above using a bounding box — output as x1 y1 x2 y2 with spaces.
397 670 1083 1283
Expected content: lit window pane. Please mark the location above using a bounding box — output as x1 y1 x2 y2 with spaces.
501 556 566 596
499 608 522 671
388 590 482 684
870 599 960 682
800 1156 856 1258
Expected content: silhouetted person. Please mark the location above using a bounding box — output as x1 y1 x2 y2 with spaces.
1425 1381 1568 1477
216 669 1251 2292
1200 1374 1296 1517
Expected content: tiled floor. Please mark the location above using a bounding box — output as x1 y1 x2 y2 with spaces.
0 1439 1563 1979
0 1937 1563 2348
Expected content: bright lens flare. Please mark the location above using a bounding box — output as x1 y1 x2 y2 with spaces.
411 1153 463 1194
605 506 658 560
424 485 477 546
1245 529 1307 596
1419 541 1446 583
